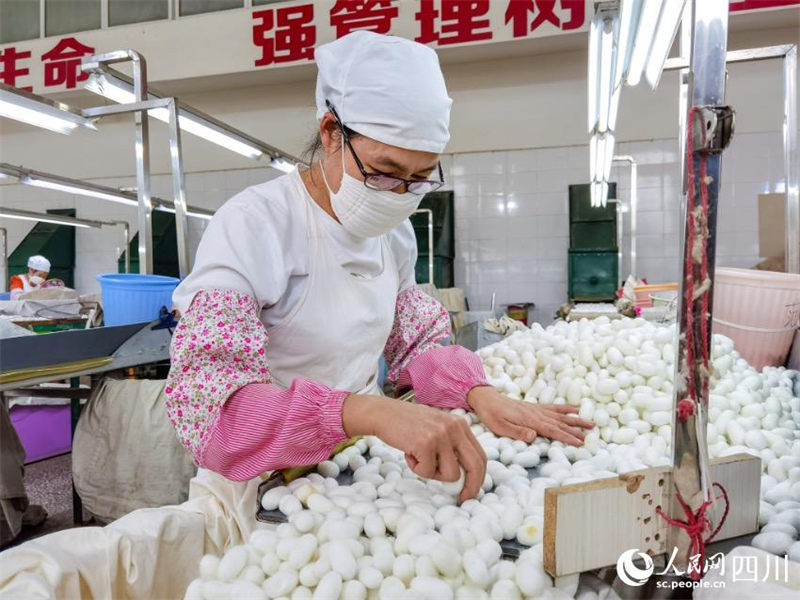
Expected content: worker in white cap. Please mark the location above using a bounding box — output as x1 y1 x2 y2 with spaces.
168 31 592 506
9 255 51 300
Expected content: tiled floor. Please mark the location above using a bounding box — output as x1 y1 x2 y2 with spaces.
4 454 77 548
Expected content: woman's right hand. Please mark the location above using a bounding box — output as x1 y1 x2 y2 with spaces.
342 395 486 503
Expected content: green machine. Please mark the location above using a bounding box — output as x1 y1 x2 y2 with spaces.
568 183 618 302
411 191 454 288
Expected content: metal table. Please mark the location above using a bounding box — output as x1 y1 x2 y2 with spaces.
0 321 173 524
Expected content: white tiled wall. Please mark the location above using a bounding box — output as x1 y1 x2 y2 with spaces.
450 131 785 324
0 131 783 324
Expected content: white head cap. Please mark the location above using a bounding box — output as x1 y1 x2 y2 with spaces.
315 31 452 154
28 255 50 272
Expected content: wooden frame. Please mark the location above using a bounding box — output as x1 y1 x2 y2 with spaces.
543 453 761 577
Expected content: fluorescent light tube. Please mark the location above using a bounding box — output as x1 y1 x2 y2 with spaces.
626 0 662 87
598 22 615 133
23 174 138 206
602 133 616 181
155 204 214 220
270 157 296 173
608 85 621 132
0 99 81 135
0 208 100 228
86 73 264 160
589 134 598 181
615 0 641 89
588 16 602 133
644 0 687 89
0 84 95 135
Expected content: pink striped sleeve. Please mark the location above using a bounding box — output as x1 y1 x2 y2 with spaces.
397 345 490 411
203 379 349 480
165 288 350 478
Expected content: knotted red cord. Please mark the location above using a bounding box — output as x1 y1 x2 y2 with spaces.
656 483 730 580
677 398 695 421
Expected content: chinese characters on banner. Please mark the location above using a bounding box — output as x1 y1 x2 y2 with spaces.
1 36 94 91
250 0 588 67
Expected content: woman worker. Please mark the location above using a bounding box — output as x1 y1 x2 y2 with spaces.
166 31 593 503
9 255 53 299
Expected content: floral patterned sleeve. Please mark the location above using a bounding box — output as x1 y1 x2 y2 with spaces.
384 287 489 411
165 288 348 475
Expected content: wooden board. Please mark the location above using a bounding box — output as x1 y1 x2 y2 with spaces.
543 454 761 577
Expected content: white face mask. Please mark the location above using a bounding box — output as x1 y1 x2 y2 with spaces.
319 141 421 238
29 275 45 286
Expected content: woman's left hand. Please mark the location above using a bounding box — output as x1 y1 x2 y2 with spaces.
467 386 595 447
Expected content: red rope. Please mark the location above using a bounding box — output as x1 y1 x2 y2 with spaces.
664 108 724 581
656 483 730 580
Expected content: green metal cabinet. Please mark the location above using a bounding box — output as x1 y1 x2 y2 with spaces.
568 250 619 301
568 183 619 302
410 191 454 287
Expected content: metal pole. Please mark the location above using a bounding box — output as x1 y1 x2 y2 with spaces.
131 52 153 274
0 227 6 293
670 0 729 568
413 209 435 286
630 161 638 277
613 156 638 278
168 99 190 278
784 46 798 274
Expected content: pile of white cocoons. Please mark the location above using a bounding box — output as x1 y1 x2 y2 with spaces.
186 317 799 599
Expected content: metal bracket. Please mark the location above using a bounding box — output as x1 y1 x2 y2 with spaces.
690 105 735 154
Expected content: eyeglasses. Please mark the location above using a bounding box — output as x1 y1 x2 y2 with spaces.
326 100 445 195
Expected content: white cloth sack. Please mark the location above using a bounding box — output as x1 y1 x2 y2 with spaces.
72 378 197 523
0 468 269 598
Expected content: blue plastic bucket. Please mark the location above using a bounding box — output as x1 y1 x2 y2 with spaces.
96 274 179 326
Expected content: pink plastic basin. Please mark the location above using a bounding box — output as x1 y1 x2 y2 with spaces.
712 268 800 370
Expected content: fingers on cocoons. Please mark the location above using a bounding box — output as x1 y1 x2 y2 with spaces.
410 577 454 600
218 545 248 581
262 487 291 511
199 554 220 580
312 572 342 600
440 468 467 496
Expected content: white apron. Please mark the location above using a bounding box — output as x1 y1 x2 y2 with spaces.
266 188 399 396
192 185 400 547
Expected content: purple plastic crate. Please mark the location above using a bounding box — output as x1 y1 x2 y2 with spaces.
9 404 72 464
